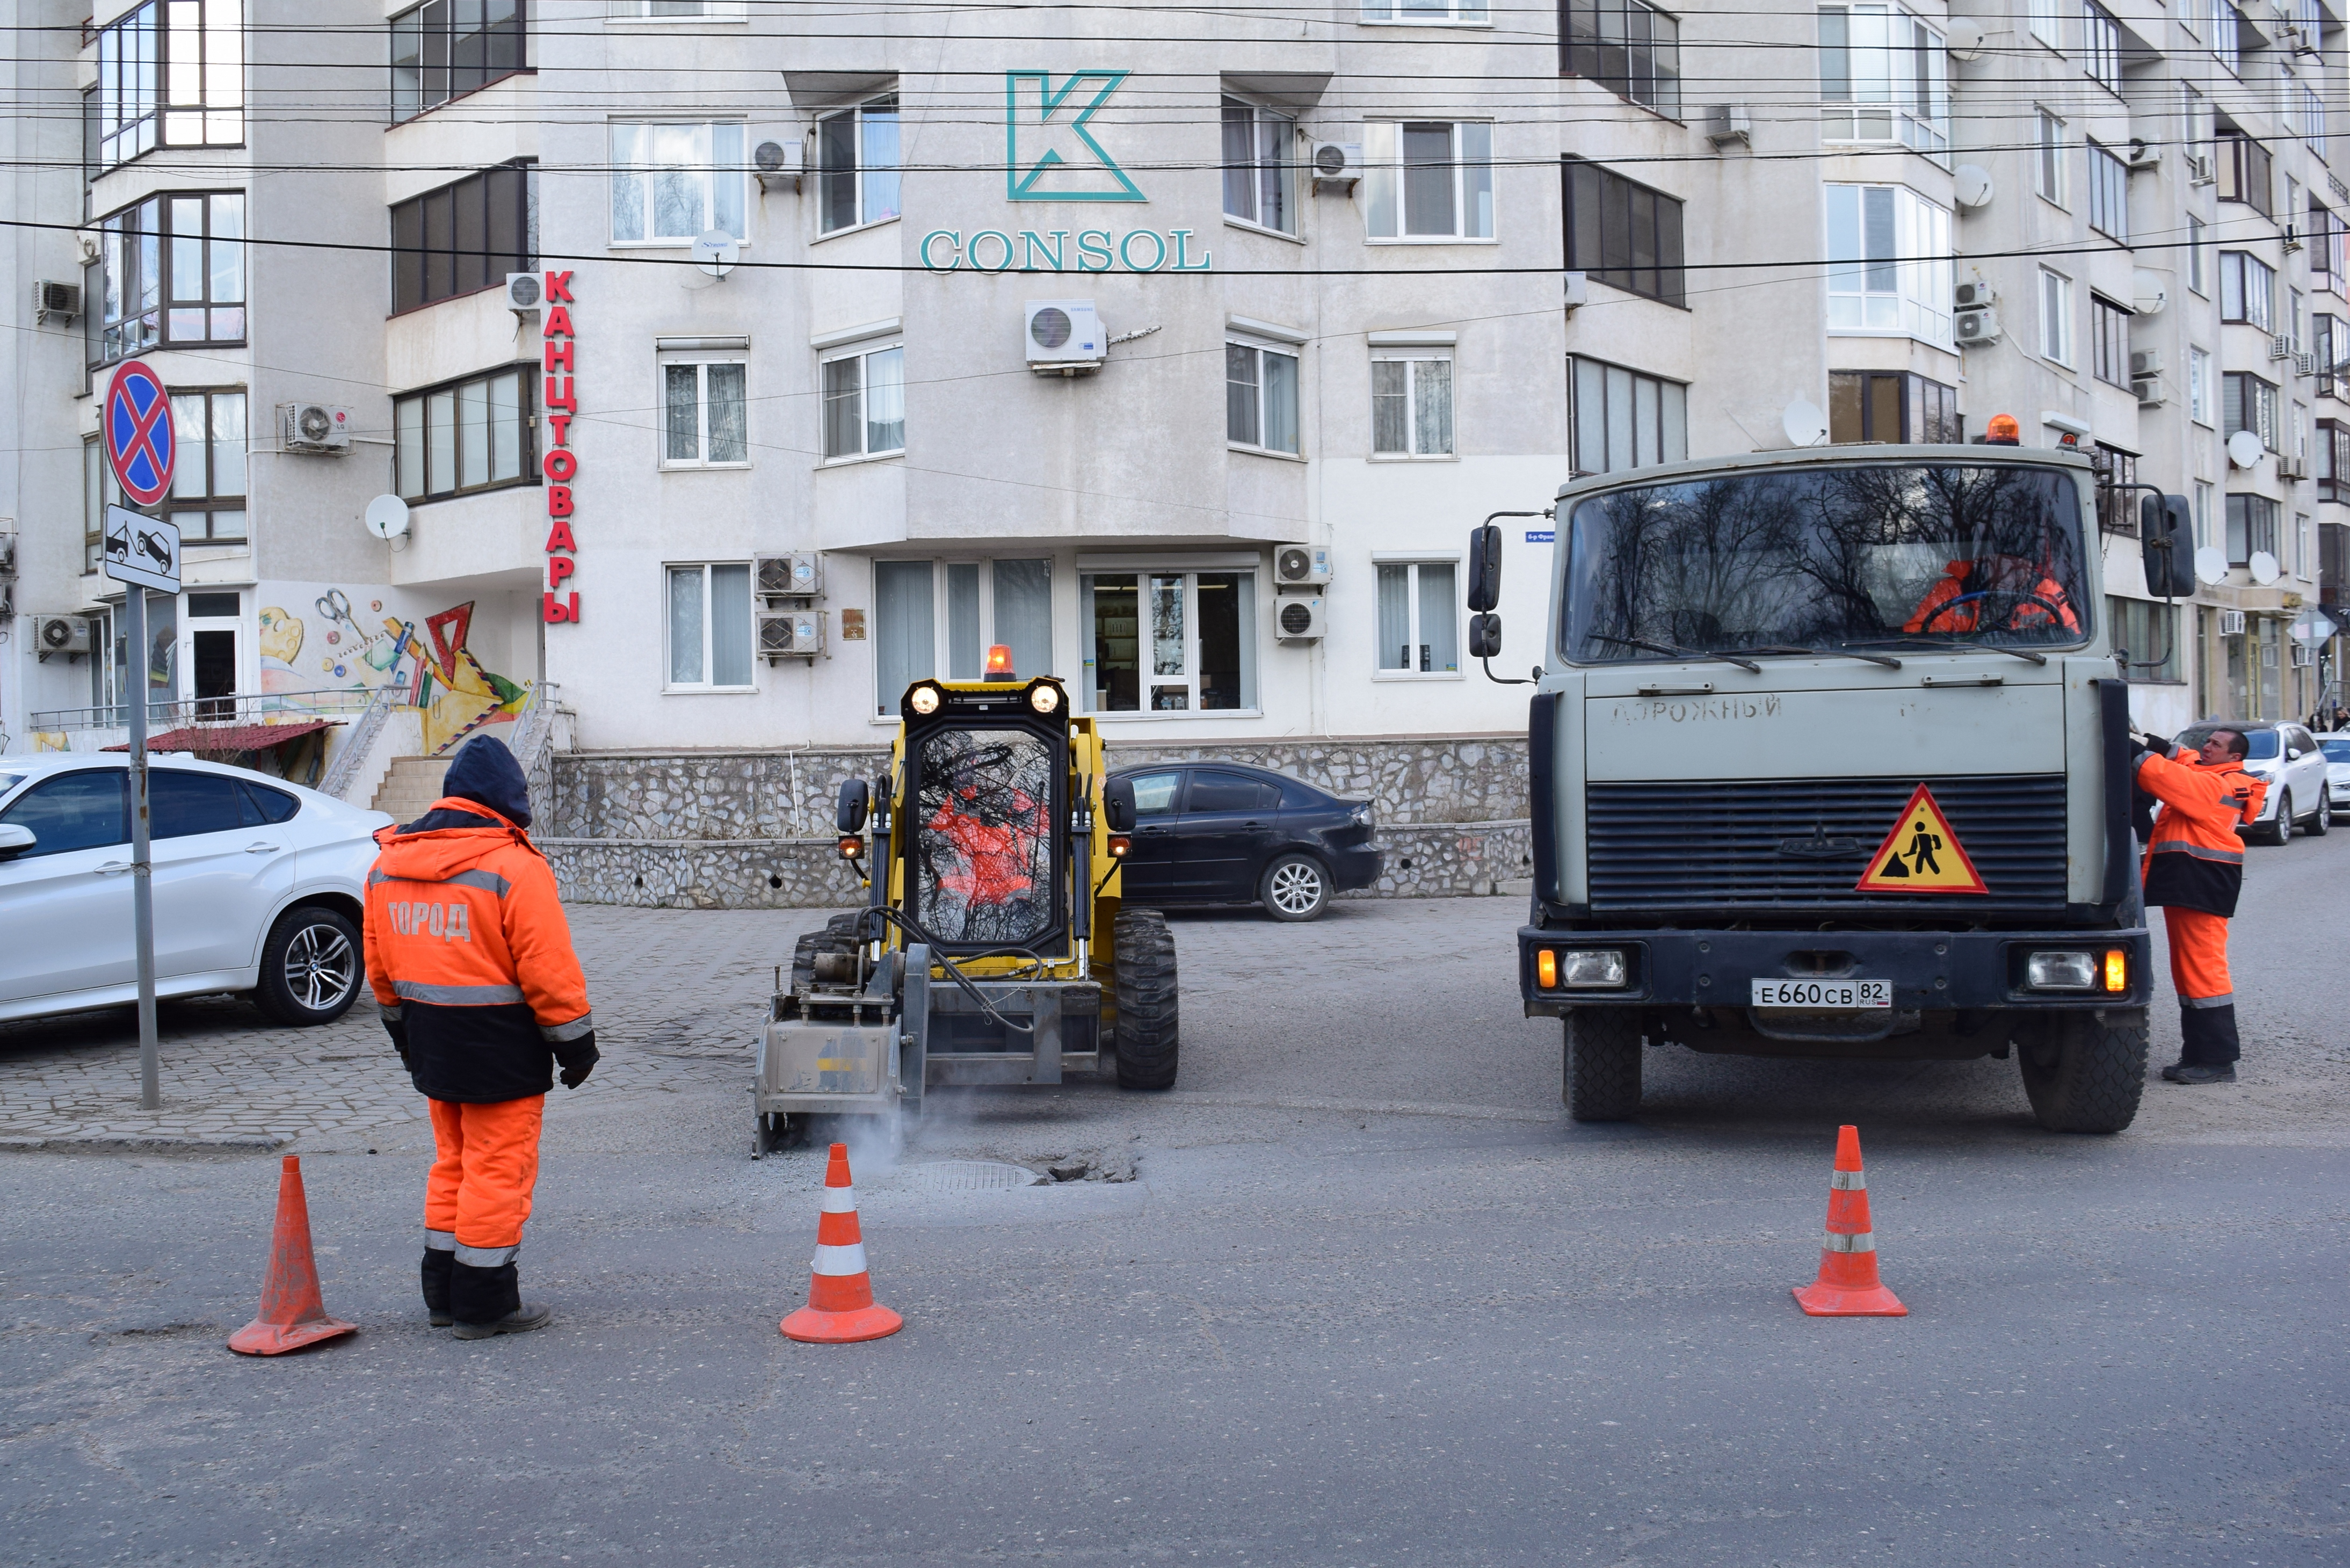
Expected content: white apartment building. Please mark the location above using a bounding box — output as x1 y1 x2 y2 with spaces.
1 0 2345 782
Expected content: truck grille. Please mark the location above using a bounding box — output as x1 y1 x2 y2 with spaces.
1586 774 2070 911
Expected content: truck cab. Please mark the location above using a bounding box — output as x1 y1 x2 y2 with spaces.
1488 442 2181 1134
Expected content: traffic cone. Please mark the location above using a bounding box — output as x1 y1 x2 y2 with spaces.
1792 1125 1908 1317
780 1143 903 1344
228 1156 359 1356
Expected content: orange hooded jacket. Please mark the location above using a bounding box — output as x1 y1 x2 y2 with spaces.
2135 749 2267 918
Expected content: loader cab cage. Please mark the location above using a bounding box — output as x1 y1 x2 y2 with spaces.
897 677 1072 959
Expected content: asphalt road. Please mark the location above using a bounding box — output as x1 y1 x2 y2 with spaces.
5 832 2349 1566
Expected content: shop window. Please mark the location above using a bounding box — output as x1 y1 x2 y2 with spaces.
874 559 1056 715
1081 571 1257 714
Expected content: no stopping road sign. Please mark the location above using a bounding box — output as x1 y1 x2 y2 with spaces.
104 360 176 506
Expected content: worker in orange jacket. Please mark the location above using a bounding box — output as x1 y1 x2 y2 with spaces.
364 735 597 1338
1904 556 2082 636
2133 727 2266 1085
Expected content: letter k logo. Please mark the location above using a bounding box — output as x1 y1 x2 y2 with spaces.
1005 70 1145 202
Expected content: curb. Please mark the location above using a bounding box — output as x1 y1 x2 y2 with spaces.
0 1133 294 1155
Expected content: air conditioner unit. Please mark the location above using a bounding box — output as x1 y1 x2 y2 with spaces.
2221 608 2248 635
36 614 90 656
0 532 15 576
1024 299 1104 370
2281 452 2309 478
1705 105 1752 149
1274 543 1331 589
2130 347 2165 379
278 402 353 454
1954 307 2001 346
32 280 80 323
757 609 824 662
755 553 822 602
2134 376 2167 407
1954 280 1997 311
2285 223 2305 253
504 271 543 316
2298 352 2317 376
1310 141 1365 190
1274 594 1326 642
2188 153 2216 186
2124 138 2162 170
2272 336 2295 361
752 138 803 193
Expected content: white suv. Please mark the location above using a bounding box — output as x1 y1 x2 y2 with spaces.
0 755 392 1026
2177 721 2332 847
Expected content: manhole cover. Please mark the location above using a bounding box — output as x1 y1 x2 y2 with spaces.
904 1160 1045 1192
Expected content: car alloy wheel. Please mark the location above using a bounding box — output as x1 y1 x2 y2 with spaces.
1265 856 1328 920
284 920 358 1013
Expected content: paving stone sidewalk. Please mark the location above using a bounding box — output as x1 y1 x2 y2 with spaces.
0 907 829 1151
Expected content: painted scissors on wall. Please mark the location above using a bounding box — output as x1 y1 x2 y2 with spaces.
314 589 363 640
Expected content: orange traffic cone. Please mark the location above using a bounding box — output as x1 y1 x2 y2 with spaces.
780 1143 903 1344
1793 1125 1907 1317
228 1156 359 1355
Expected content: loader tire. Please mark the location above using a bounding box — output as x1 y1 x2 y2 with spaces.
790 912 864 996
2019 1012 2147 1134
1112 907 1179 1091
1563 1009 1642 1123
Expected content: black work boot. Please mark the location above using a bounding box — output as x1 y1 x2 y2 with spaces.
449 1259 552 1340
422 1248 455 1327
2163 1061 2238 1084
2169 1004 2243 1086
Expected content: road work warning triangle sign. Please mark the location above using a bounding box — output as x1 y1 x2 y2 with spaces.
1854 784 1989 895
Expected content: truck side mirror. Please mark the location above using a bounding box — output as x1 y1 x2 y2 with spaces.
835 779 870 834
0 824 34 862
2139 492 2196 599
1469 613 1503 659
1466 524 1503 614
1101 776 1136 834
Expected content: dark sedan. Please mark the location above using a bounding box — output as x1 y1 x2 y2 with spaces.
1107 763 1382 921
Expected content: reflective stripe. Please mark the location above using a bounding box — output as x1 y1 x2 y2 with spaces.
373 866 513 896
1829 1170 1867 1191
392 979 526 1006
455 1243 519 1267
2150 842 2246 866
819 1186 859 1214
811 1242 869 1276
368 869 395 886
1823 1230 1877 1253
2181 992 2236 1009
381 1003 404 1022
425 1229 456 1251
539 1011 594 1043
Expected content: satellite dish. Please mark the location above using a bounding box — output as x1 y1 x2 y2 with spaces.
1945 17 1986 60
364 495 410 541
2132 269 2167 316
692 229 739 279
2249 550 2282 585
1952 165 1994 209
2228 429 2265 469
2194 545 2230 585
1782 398 1829 448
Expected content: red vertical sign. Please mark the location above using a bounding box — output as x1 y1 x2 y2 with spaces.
541 270 581 625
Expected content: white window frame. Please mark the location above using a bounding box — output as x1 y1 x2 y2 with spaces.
816 93 901 236
2082 2 2121 95
663 561 757 693
610 120 747 246
1225 337 1303 455
1370 556 1464 680
1816 5 1950 161
1221 96 1300 237
872 556 1058 716
2212 0 2241 75
2086 142 2128 242
658 356 750 470
1823 183 1954 347
2297 511 2314 580
2036 109 2068 208
2188 213 2208 295
1359 0 1491 24
2189 346 2215 426
819 342 906 464
2040 267 2074 367
2029 0 2065 50
2307 88 2327 159
1370 350 1456 459
1078 565 1261 718
1362 121 1496 243
2194 480 2214 549
2221 250 2275 329
607 1 747 20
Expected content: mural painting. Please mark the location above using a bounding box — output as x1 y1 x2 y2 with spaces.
257 589 526 756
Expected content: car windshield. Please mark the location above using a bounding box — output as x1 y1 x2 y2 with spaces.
2323 739 2350 763
1561 462 2092 663
2183 727 2280 760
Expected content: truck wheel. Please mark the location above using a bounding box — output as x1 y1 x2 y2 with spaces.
1563 1010 1641 1122
790 912 864 995
2019 1013 2148 1134
1112 907 1179 1091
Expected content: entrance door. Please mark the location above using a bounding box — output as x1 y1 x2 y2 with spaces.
185 590 241 721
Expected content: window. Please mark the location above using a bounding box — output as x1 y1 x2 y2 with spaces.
0 771 129 859
2190 346 2215 425
390 163 534 314
1562 0 1682 117
2036 110 2067 207
1372 353 1454 457
2091 297 2133 388
2040 268 2073 366
2087 143 2128 242
1816 5 1949 157
610 1 744 15
873 559 1057 714
2217 128 2271 215
2226 492 2280 564
89 193 245 366
1221 98 1296 235
2195 481 2214 548
2082 3 2121 93
390 0 524 122
817 96 901 234
89 0 243 171
2212 0 2242 73
2291 288 2306 354
1225 342 1301 454
164 389 246 543
662 360 748 467
1824 184 1953 346
2323 420 2350 499
2090 445 2138 534
2312 203 2344 291
1366 0 1489 23
1573 357 1689 471
1375 562 1460 675
83 436 121 575
2187 214 2208 295
2308 88 2327 159
1828 369 1959 443
393 366 535 503
611 121 746 244
821 344 905 461
665 563 754 691
1365 122 1494 241
1562 158 1685 305
2104 597 2182 681
2297 512 2314 579
1081 570 1256 713
2224 372 2279 451
2029 0 2064 48
2222 251 2275 329
2319 316 2341 398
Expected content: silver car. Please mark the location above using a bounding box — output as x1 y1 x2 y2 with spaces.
2177 721 2332 846
2320 735 2350 809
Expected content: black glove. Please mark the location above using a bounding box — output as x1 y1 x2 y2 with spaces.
2139 731 2171 759
556 1033 599 1090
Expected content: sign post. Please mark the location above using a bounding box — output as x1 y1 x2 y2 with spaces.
102 361 178 1111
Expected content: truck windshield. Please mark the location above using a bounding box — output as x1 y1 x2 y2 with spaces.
1561 463 2092 663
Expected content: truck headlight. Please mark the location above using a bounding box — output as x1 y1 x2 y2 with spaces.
1556 948 1627 989
2024 950 2098 991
